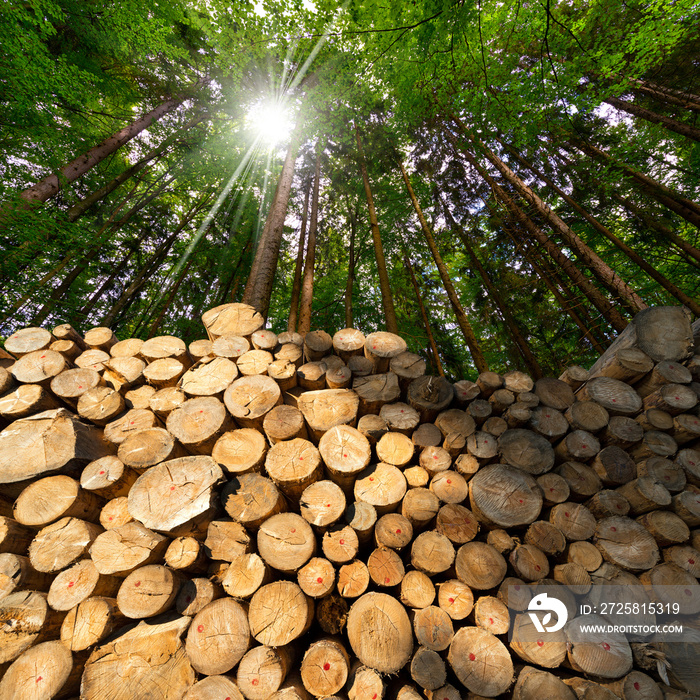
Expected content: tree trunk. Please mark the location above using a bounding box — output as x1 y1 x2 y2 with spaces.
403 254 444 377
345 198 358 328
502 141 700 316
446 206 544 378
288 179 311 332
569 138 700 228
65 112 208 222
455 140 628 333
146 257 196 338
354 125 399 334
605 96 700 143
101 189 210 327
298 142 323 336
399 160 488 372
629 78 700 113
31 175 176 326
15 82 206 208
243 125 303 318
453 123 647 314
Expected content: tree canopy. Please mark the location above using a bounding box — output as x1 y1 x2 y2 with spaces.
1 0 699 379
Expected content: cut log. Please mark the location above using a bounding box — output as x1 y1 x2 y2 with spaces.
83 326 117 351
296 389 361 442
13 475 102 527
276 342 304 368
453 380 480 405
364 332 407 373
249 581 314 645
75 348 111 372
304 330 333 361
637 456 686 492
77 385 125 426
550 502 597 541
142 357 185 388
29 516 103 573
367 546 404 587
110 337 144 358
566 400 610 432
222 473 286 529
476 371 503 398
257 513 315 572
586 490 631 518
405 465 430 487
636 359 692 398
81 456 138 499
529 406 569 441
498 429 555 474
355 463 407 515
407 376 454 422
224 375 282 430
0 408 113 485
467 399 492 425
81 614 194 700
347 355 374 376
455 541 507 589
322 524 359 564
677 448 700 486
504 403 533 428
0 553 53 598
401 487 440 529
554 430 601 463
565 614 633 679
534 377 575 410
636 407 674 432
617 476 672 514
353 373 401 416
448 627 513 697
537 472 570 505
577 377 643 415
184 675 245 700
0 590 65 665
140 335 189 365
437 579 474 620
344 501 377 544
591 446 637 486
99 496 133 529
0 384 60 421
128 455 222 533
117 564 184 618
0 640 79 700
338 559 370 598
600 416 643 448
301 638 351 697
347 664 383 700
4 327 55 357
60 596 124 651
513 666 576 700
264 404 308 443
524 520 566 556
411 646 446 690
213 428 268 476
643 383 697 415
238 645 294 700
672 413 700 444
390 352 426 392
399 569 434 609
637 510 690 546
49 339 81 361
300 480 346 528
471 594 510 635
11 349 68 389
333 328 365 361
510 612 567 669
165 536 208 574
435 503 478 545
104 407 160 444
167 396 232 454
556 461 603 499
105 356 146 390
509 543 550 580
89 521 169 576
180 356 239 397
594 516 660 570
117 427 185 471
297 556 336 598
380 402 420 435
238 349 274 376
469 463 543 527
347 592 412 673
489 388 515 413
202 304 265 340
269 359 299 389
212 334 250 360
47 558 120 612
377 431 415 467
265 438 323 499
568 541 603 571
319 425 371 492
177 577 223 616
672 489 700 526
203 519 251 561
487 528 517 554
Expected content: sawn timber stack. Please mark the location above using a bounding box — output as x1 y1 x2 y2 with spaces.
0 304 698 699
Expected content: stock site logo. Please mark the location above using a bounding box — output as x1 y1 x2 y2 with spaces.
527 592 569 633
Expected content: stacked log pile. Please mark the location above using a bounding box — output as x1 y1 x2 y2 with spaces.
0 304 698 699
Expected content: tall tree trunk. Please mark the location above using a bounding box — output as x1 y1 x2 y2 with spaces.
450 119 647 314
604 97 700 142
443 203 543 378
243 125 302 318
569 138 700 228
399 160 488 372
101 190 211 327
30 174 177 325
354 124 399 334
403 254 444 377
457 142 628 332
345 198 358 329
287 179 311 332
13 81 206 209
78 244 139 321
611 192 700 266
629 78 700 113
502 141 700 315
219 234 253 305
146 257 196 338
297 142 322 336
66 112 208 222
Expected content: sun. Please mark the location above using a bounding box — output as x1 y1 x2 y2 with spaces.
245 99 294 146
